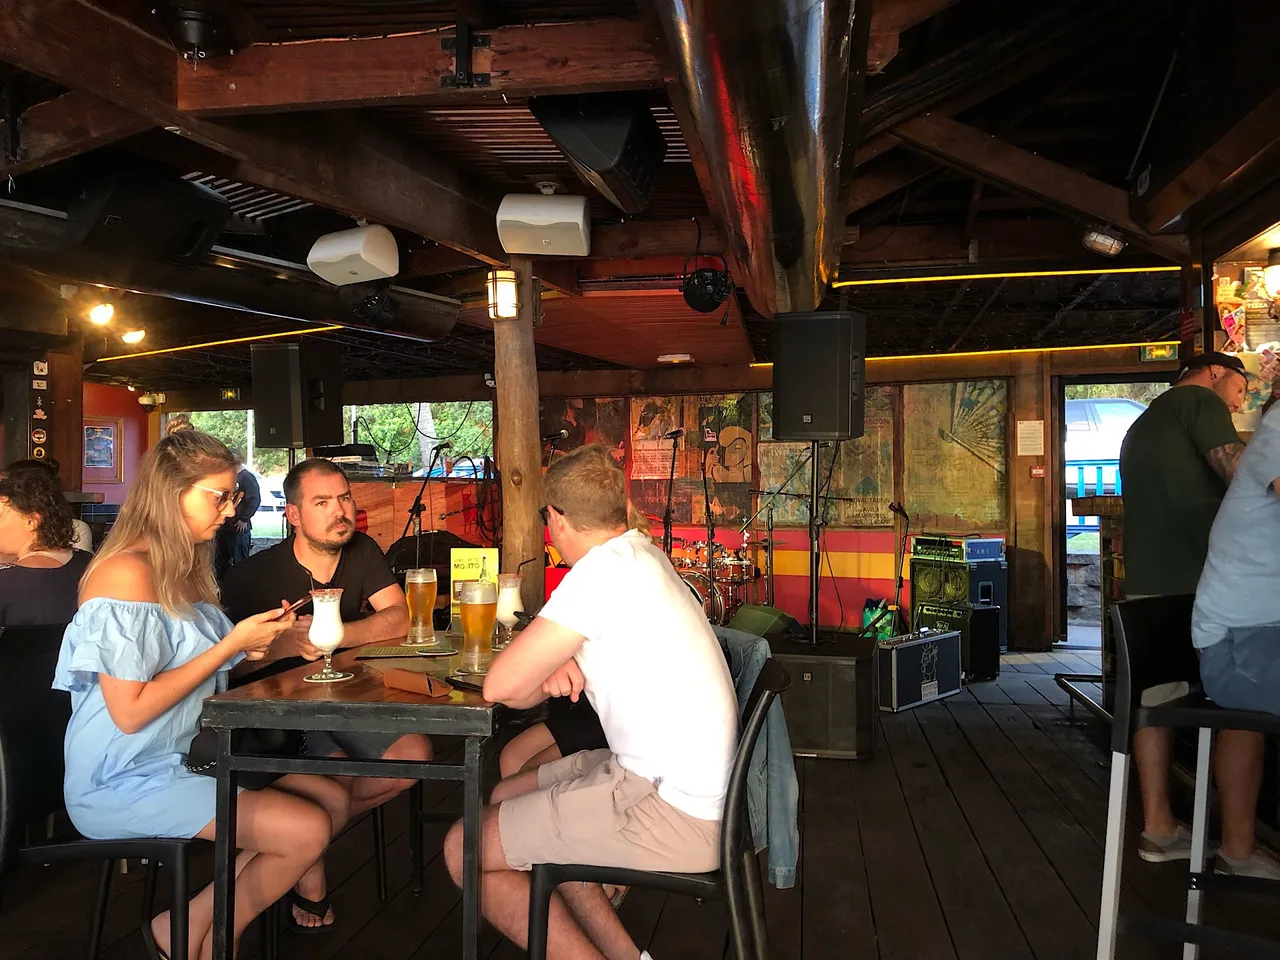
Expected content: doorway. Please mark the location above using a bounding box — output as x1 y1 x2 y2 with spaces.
1056 374 1174 646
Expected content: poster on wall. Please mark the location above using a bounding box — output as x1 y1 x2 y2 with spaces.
626 394 756 527
83 416 124 484
539 398 628 461
755 387 894 528
903 380 1008 530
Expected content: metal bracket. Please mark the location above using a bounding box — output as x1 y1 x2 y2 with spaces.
2 78 22 165
441 20 491 89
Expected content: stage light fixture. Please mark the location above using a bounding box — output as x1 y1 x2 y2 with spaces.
681 267 731 313
88 302 115 325
487 268 520 319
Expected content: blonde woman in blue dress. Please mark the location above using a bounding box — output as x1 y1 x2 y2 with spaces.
53 430 350 959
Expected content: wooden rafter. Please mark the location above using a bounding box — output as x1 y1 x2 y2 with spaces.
892 114 1189 262
0 0 505 263
866 0 963 75
176 19 665 115
0 90 151 176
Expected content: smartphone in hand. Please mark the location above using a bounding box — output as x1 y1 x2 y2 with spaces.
272 594 314 621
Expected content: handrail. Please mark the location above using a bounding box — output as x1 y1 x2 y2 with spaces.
1066 458 1120 534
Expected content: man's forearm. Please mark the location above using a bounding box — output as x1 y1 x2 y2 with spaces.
342 606 410 646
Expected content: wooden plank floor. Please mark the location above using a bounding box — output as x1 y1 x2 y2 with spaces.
6 649 1279 959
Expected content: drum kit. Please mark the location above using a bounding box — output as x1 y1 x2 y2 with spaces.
664 531 787 625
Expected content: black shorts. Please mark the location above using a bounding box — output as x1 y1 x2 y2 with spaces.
545 696 607 756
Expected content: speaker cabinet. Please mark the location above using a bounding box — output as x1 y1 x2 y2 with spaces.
727 604 805 641
910 557 1008 651
913 603 1001 682
529 92 667 215
68 173 230 263
251 342 344 449
772 310 866 441
769 635 875 758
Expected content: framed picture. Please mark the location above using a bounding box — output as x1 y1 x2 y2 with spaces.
83 417 124 483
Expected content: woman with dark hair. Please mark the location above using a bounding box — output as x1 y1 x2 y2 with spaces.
0 467 91 626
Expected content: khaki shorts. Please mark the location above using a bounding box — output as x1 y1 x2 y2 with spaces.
498 748 720 873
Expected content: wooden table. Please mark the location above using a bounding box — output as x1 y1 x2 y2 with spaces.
200 648 496 960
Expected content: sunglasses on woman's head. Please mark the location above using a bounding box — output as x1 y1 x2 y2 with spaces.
192 483 244 510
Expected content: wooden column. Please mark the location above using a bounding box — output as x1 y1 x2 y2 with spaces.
47 341 84 491
493 256 546 612
1009 351 1054 651
1 340 83 490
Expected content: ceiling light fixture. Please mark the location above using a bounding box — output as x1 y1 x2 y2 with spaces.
832 264 1180 288
486 268 520 320
88 302 115 325
1081 227 1126 257
121 329 147 345
96 324 346 363
1263 249 1280 301
657 353 694 364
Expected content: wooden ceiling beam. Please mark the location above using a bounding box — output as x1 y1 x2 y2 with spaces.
846 154 936 214
532 260 581 298
1140 86 1280 234
866 0 962 75
0 90 151 177
842 219 1107 267
893 114 1189 262
176 19 664 115
0 0 505 263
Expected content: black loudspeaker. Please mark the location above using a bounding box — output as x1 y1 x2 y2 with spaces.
529 92 667 215
772 310 866 440
251 342 344 449
727 604 805 641
769 635 875 759
910 557 1008 651
913 602 1001 682
68 173 230 263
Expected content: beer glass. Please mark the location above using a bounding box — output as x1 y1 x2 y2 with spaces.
403 568 439 647
494 573 522 651
458 580 498 674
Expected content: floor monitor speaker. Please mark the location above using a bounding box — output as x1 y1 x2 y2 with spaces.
251 342 344 449
727 604 805 641
772 310 866 441
769 635 875 758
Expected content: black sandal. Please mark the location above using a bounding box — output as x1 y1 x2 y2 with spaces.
140 920 171 960
286 888 335 935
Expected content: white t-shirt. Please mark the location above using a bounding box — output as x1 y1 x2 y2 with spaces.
538 529 738 821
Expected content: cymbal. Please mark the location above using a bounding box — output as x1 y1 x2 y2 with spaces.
744 538 789 549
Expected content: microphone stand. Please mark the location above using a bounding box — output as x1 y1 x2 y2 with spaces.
661 434 680 557
403 445 447 568
740 449 815 612
701 443 716 622
808 440 822 644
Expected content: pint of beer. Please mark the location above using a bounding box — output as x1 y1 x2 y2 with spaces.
459 580 498 674
404 568 438 646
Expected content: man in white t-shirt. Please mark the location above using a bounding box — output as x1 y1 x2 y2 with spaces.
442 444 738 959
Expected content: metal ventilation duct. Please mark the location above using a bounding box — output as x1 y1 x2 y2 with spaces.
649 0 858 317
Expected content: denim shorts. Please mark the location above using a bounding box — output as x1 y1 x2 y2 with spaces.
1199 622 1280 716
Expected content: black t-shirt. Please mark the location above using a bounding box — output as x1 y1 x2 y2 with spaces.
0 550 91 627
221 532 398 624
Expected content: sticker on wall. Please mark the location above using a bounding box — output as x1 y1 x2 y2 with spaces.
31 360 47 376
30 428 46 444
31 379 47 391
31 408 47 421
31 446 45 459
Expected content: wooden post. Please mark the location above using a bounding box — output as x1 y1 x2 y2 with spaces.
492 256 546 613
1009 351 1054 652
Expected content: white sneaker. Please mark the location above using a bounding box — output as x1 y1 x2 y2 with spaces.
1215 848 1280 880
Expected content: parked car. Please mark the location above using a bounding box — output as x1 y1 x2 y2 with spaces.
1066 397 1149 531
411 459 488 479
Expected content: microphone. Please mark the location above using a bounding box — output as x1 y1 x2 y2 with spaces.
888 501 907 517
663 428 685 439
542 429 569 443
433 441 453 451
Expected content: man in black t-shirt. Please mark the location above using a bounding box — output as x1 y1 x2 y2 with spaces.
222 457 428 932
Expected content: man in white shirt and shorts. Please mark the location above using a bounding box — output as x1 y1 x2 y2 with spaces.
442 444 739 959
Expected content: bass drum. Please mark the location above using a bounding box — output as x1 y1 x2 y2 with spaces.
680 571 726 624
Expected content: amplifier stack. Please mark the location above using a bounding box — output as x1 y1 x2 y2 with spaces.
909 535 1006 682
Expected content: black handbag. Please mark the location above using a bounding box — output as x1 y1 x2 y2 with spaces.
184 726 305 790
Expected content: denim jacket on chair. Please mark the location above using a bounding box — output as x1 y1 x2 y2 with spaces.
713 625 800 889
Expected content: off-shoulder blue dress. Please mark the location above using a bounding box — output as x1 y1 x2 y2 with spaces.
52 597 241 840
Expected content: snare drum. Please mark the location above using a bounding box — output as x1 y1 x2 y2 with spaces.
680 570 726 624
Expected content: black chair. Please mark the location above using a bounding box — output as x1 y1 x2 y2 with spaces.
526 658 790 960
0 625 199 960
1098 596 1280 960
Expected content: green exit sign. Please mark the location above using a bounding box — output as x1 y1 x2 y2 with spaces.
219 387 240 402
1141 344 1178 362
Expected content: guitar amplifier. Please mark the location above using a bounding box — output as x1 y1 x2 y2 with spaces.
910 556 1007 651
912 603 1001 682
769 635 875 759
876 629 963 712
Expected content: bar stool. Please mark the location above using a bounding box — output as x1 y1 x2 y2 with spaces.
1098 595 1280 959
526 659 790 960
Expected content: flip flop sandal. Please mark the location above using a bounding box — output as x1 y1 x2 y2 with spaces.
607 885 629 910
140 921 171 960
286 889 335 935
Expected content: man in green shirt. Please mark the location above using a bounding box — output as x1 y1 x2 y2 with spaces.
1119 350 1249 864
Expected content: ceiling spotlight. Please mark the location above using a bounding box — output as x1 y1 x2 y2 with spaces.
1263 249 1280 301
1082 227 1126 257
126 385 136 392
88 302 115 325
121 329 146 345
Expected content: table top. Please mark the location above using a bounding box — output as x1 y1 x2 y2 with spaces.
202 648 496 737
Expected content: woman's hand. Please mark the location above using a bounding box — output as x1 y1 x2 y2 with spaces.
541 658 585 702
224 602 295 661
